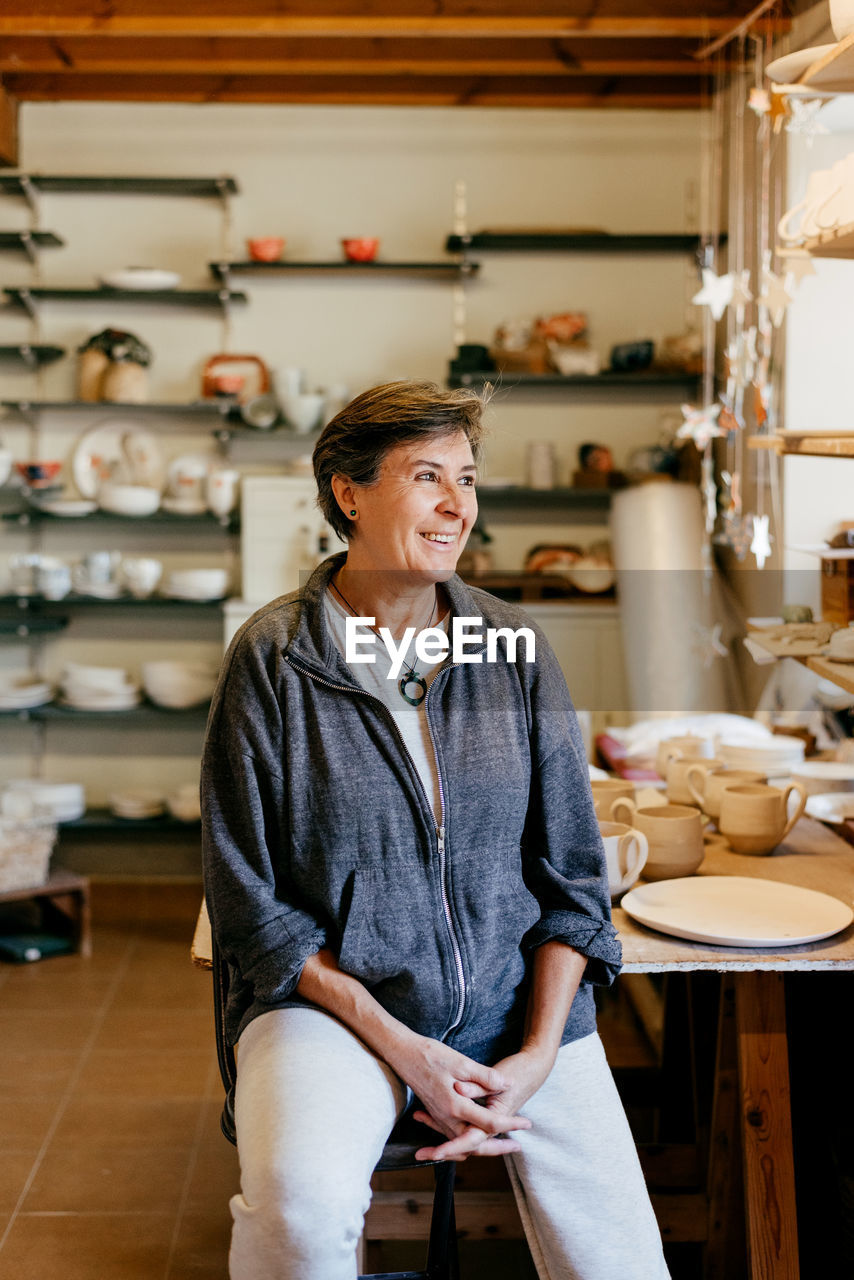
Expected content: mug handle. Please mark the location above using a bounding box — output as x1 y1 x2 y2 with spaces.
686 763 707 808
617 829 649 892
780 783 808 840
814 180 844 231
612 797 636 825
777 197 807 244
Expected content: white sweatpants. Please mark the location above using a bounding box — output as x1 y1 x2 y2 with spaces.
230 1007 670 1280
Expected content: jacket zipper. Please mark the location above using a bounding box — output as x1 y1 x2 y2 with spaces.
284 654 468 1034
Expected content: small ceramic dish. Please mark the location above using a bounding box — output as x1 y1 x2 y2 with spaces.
100 268 181 291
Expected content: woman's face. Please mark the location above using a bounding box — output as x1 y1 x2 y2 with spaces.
345 431 478 580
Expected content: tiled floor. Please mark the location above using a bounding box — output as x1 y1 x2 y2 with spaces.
0 881 660 1280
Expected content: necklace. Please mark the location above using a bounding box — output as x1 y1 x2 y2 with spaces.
329 577 437 707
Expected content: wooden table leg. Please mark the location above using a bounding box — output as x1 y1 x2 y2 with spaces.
705 977 746 1280
734 972 799 1280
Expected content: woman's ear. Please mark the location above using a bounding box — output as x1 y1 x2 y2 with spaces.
330 474 357 518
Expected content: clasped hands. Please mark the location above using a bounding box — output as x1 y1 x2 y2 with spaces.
389 1033 553 1163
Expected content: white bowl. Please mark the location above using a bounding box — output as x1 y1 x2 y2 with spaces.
792 761 854 795
141 660 218 708
281 392 326 435
165 568 228 598
100 268 181 291
62 662 132 693
98 483 161 518
566 557 616 594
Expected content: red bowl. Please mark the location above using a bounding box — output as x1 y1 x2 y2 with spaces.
341 237 380 263
15 460 62 489
247 237 285 262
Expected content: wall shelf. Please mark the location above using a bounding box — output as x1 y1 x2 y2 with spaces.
746 431 854 458
61 808 200 833
477 486 613 512
1 399 233 417
2 286 246 315
803 223 854 259
0 344 65 366
1 510 235 530
0 593 226 612
210 259 477 281
0 231 64 257
0 703 209 724
449 370 701 392
0 175 238 199
445 231 713 254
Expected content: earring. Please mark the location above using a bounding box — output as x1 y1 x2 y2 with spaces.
349 509 357 517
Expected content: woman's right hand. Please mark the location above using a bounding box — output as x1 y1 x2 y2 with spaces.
385 1032 531 1159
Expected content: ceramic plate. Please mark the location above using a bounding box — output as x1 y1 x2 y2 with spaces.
620 876 853 947
766 43 837 83
72 423 165 499
805 793 854 823
99 268 181 291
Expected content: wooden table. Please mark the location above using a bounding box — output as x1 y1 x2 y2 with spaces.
613 816 854 1279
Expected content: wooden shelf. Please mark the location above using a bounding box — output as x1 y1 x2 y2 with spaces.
445 231 711 254
477 485 613 512
3 287 246 314
0 702 209 724
0 344 65 367
210 259 477 281
746 432 854 458
0 175 238 198
1 509 235 529
0 231 64 255
449 369 700 392
1 399 232 417
61 807 200 833
0 592 227 611
745 627 854 697
800 31 854 93
803 222 854 259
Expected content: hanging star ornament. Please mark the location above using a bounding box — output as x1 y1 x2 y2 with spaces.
757 267 795 327
714 513 754 559
691 267 734 322
786 96 829 143
701 451 717 531
750 513 773 569
769 88 791 133
677 402 724 450
725 327 758 396
691 622 729 669
748 87 771 117
729 269 753 313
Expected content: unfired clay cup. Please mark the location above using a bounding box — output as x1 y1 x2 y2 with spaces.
590 779 635 820
718 782 808 856
687 767 766 821
666 755 724 805
612 800 705 881
655 735 715 779
598 821 648 898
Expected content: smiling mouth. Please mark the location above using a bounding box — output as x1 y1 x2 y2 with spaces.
420 532 457 545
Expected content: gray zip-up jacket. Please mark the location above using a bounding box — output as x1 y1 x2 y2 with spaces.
201 553 621 1065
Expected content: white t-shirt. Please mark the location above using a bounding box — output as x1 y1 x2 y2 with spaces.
323 590 448 822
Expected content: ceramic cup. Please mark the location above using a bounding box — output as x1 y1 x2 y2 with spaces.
598 821 649 898
206 467 240 518
718 782 808 856
687 767 767 821
655 735 715 779
590 779 636 821
828 626 854 661
35 557 72 601
74 550 122 588
120 556 163 599
831 0 854 39
778 167 839 245
666 755 725 805
611 800 705 881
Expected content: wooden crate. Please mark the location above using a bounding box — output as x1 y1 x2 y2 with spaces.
820 557 854 626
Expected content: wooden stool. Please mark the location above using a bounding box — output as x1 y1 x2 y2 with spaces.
0 868 91 956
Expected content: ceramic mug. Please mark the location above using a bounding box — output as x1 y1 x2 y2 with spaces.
778 167 840 245
206 467 240 518
35 557 72 601
120 556 163 599
590 779 636 820
718 782 808 856
655 735 715 779
665 755 724 805
612 800 705 881
74 550 122 588
598 821 649 898
687 766 767 821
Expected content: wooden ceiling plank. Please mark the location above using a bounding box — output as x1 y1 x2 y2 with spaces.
0 81 19 166
0 15 772 40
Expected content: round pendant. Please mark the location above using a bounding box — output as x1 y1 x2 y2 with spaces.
398 671 428 707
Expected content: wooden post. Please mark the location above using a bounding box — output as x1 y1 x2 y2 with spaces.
0 82 18 167
705 977 746 1279
734 972 799 1279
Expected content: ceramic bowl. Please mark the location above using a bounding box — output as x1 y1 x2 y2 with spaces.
281 392 326 434
341 237 380 262
98 483 161 517
247 237 285 262
15 460 62 489
165 567 228 598
0 447 12 487
141 661 218 708
791 761 854 795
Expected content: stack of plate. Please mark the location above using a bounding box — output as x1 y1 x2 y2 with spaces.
109 789 165 820
60 663 141 711
163 568 229 601
718 734 806 776
0 672 54 710
167 783 202 823
1 779 85 823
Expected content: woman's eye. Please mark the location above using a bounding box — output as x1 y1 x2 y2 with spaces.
459 476 476 487
415 471 438 482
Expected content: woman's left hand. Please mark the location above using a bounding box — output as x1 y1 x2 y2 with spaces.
412 1046 554 1161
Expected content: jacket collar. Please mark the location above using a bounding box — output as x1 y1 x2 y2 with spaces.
286 551 487 681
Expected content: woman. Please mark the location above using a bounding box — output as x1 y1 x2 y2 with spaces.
201 380 669 1280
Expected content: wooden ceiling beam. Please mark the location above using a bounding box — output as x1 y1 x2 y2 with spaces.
0 80 19 166
0 72 704 108
0 14 776 41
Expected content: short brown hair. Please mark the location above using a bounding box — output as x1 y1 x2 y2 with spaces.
313 380 488 540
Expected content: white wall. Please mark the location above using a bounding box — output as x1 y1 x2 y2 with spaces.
0 102 704 811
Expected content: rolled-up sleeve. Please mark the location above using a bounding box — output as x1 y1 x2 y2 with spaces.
520 644 622 988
